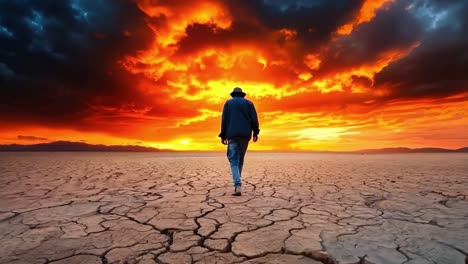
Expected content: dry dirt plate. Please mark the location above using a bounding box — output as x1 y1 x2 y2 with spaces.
0 152 467 264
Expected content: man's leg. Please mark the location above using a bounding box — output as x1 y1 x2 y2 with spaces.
238 137 250 176
227 139 242 188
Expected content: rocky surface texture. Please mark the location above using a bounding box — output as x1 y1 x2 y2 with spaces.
0 152 467 264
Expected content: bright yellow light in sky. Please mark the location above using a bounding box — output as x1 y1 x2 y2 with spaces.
180 139 191 145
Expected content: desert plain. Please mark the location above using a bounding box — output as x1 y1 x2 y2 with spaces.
0 152 467 264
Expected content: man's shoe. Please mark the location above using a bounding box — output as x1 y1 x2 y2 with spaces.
232 186 242 196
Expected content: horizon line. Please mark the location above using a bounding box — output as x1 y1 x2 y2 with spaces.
0 140 467 153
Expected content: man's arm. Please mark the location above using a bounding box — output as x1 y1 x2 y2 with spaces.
218 102 229 142
249 102 260 138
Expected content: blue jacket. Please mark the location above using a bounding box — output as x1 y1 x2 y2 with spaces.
218 96 260 140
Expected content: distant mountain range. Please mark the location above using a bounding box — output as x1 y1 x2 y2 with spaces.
0 141 467 153
354 147 468 153
0 141 173 152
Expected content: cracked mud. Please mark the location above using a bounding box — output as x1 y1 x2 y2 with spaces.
0 152 467 264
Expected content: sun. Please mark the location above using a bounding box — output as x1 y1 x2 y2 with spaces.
180 139 191 145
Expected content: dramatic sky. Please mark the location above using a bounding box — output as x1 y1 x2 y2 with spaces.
1 0 467 151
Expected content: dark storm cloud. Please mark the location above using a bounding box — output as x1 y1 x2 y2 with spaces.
0 0 153 125
374 0 468 100
256 0 364 45
317 0 424 76
175 22 266 57
175 0 364 56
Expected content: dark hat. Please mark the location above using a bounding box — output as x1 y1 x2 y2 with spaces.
230 87 246 97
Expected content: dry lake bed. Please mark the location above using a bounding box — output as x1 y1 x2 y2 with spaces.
0 152 467 264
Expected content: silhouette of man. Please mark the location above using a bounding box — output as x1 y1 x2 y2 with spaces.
219 87 260 196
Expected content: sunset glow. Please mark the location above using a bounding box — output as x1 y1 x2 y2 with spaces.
1 0 467 151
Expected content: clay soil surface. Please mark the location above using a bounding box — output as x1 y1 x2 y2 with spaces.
0 152 467 264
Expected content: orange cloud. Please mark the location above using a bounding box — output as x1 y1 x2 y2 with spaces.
337 0 394 35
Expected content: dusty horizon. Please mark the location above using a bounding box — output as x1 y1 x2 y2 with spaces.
1 0 467 151
1 140 468 153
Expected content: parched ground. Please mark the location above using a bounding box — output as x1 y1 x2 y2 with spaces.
0 152 467 264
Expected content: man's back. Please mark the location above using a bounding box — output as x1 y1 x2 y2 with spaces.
219 96 259 140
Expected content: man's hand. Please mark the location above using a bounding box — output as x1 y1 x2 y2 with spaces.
221 138 228 145
253 136 258 142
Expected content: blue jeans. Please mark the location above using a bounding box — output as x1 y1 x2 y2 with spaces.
227 137 250 187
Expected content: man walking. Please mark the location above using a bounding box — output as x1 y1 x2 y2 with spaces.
219 87 260 196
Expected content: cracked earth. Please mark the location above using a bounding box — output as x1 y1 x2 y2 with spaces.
0 152 467 264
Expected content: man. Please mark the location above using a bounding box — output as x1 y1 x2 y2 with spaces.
219 87 260 196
